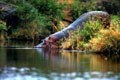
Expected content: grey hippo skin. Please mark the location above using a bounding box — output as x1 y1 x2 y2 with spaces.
35 11 110 48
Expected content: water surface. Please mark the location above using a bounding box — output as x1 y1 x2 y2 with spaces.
0 41 120 80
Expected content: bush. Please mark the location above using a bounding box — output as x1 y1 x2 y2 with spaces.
89 29 120 53
0 21 6 40
61 20 102 50
1 0 66 40
0 21 6 32
71 0 97 19
89 16 120 53
71 0 120 20
16 2 38 22
28 0 65 19
9 2 41 40
61 15 120 53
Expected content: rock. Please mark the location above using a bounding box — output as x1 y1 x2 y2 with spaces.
0 2 16 19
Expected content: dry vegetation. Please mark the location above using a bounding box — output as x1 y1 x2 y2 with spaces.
61 16 120 53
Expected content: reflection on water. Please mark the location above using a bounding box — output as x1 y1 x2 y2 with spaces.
0 41 120 80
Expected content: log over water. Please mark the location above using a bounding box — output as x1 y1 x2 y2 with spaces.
35 11 110 48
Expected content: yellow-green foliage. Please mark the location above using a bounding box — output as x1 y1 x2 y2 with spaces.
89 29 120 52
0 21 6 40
61 20 102 50
61 16 120 53
89 16 120 53
71 0 97 20
1 0 66 40
71 0 120 20
11 20 39 40
0 21 6 32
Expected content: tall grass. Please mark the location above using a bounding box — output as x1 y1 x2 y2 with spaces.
61 20 102 50
61 16 120 53
89 16 120 53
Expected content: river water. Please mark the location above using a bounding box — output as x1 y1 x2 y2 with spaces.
0 41 120 80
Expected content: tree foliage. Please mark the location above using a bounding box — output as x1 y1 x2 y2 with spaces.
0 0 65 40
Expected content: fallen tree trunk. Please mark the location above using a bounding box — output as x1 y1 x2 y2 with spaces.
35 11 110 48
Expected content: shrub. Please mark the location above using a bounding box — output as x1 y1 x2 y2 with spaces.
0 21 6 40
61 15 120 53
14 2 39 24
61 20 102 50
9 2 41 40
89 16 120 53
71 0 97 19
27 0 65 19
0 21 6 32
1 0 66 40
71 0 120 20
89 29 120 53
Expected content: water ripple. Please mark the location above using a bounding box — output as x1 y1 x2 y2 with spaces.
0 67 119 80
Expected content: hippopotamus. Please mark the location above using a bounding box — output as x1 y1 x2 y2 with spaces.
35 11 110 48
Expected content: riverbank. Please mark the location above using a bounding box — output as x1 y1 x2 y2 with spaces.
1 0 119 41
61 15 120 53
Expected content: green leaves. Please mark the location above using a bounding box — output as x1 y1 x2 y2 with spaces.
71 0 96 20
16 2 38 21
80 20 102 42
0 21 6 32
28 0 65 19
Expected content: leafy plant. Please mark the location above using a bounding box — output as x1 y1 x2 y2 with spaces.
61 15 120 53
1 0 66 40
61 20 102 50
80 20 102 42
0 21 6 40
71 0 97 19
28 0 65 19
0 21 6 32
